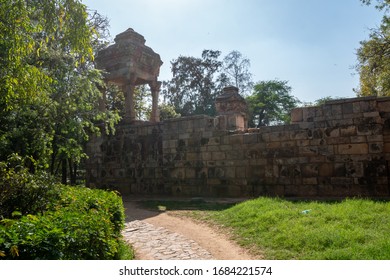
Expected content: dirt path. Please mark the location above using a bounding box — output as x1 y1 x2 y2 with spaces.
123 199 260 260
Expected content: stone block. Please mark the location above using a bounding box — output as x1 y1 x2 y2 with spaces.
350 136 367 143
360 100 376 112
319 163 333 177
280 140 297 148
369 142 383 153
299 185 318 196
384 143 390 153
291 130 310 140
299 146 318 156
243 133 258 144
352 101 361 113
301 164 319 176
324 127 340 138
186 152 198 161
363 111 380 118
337 143 368 155
269 131 290 142
212 151 226 160
297 139 310 147
340 125 357 137
346 162 364 177
342 102 354 114
331 177 353 185
219 144 233 151
302 107 316 122
302 177 318 185
291 108 303 122
266 142 281 149
334 163 346 176
209 136 221 145
229 134 243 145
357 124 382 135
207 145 220 152
327 137 350 145
225 167 236 178
367 135 384 142
378 100 390 112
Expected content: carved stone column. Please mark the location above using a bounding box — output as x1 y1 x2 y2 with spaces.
123 82 136 121
149 80 161 122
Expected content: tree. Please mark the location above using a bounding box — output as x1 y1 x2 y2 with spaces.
246 80 300 127
134 85 152 121
355 0 390 96
223 50 254 95
0 1 119 183
159 103 181 121
163 50 227 116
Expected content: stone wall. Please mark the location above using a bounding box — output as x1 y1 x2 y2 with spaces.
86 95 390 198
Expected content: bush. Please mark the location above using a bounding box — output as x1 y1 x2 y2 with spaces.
0 186 127 260
0 155 61 219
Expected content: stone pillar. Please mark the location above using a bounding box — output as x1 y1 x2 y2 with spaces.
123 82 136 121
149 80 161 122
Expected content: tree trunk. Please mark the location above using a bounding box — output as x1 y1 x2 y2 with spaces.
69 159 77 185
61 158 67 185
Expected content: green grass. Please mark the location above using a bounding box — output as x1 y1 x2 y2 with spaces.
142 198 390 260
116 240 135 260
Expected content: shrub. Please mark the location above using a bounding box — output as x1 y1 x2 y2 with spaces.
0 155 61 219
0 186 126 260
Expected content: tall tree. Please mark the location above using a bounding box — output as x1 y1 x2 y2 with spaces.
355 0 390 96
163 50 227 116
246 80 300 127
0 0 119 183
223 50 254 95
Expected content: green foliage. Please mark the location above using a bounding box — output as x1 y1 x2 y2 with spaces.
208 197 390 259
0 0 119 181
0 185 126 260
163 50 228 116
355 0 390 96
246 80 300 127
134 85 152 120
0 155 61 219
158 103 181 121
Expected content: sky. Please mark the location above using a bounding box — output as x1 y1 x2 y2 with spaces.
82 0 384 103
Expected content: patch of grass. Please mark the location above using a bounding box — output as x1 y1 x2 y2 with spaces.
139 198 390 259
207 197 390 260
115 240 135 260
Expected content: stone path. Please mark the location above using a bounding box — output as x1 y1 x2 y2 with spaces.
122 220 213 260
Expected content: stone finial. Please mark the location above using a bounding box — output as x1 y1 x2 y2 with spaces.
215 86 248 115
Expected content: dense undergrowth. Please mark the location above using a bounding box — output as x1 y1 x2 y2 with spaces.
0 158 133 260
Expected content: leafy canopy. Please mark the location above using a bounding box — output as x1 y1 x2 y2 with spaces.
355 0 390 96
246 80 300 127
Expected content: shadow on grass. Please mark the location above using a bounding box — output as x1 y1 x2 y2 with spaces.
140 199 237 212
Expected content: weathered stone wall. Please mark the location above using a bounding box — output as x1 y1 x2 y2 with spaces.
86 96 390 198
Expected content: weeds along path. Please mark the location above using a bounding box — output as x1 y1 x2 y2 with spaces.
122 199 259 260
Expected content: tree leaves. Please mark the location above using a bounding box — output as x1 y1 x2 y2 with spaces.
246 80 300 127
356 0 390 96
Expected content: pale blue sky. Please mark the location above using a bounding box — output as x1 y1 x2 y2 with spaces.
82 0 383 103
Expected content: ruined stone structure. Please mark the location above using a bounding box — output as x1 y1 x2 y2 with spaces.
96 28 163 122
86 90 390 199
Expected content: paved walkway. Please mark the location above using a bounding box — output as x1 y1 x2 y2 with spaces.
122 220 213 260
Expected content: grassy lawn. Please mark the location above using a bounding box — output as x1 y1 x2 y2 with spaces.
143 197 390 260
